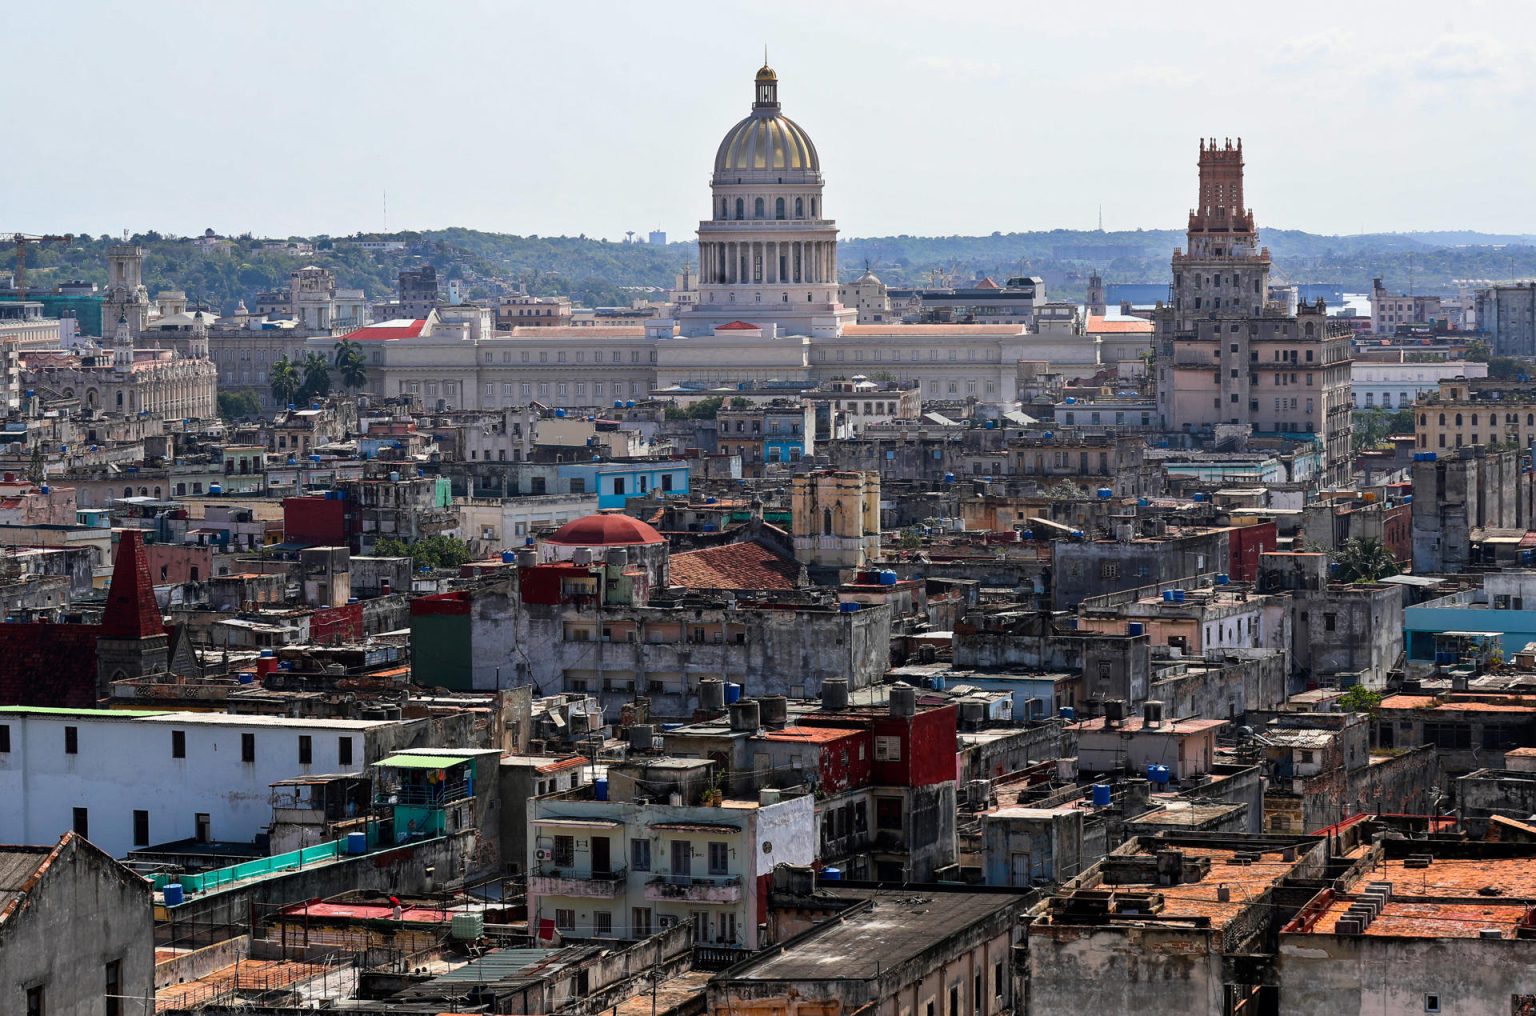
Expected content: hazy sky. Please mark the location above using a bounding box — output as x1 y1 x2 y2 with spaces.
10 0 1536 241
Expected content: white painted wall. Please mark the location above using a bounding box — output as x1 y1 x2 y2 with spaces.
0 709 397 857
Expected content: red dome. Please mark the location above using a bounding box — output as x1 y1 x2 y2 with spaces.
546 513 665 547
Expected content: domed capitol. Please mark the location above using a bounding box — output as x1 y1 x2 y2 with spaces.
664 63 1047 407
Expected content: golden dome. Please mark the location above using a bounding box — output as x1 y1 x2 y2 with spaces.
714 112 819 174
756 63 777 82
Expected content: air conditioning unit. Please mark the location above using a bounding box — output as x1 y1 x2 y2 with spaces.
535 848 552 861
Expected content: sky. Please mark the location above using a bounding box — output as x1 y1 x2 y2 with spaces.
9 0 1536 241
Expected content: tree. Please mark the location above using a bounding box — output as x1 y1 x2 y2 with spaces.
300 351 333 401
1334 537 1400 583
1465 340 1491 363
217 390 262 420
332 338 368 390
1338 685 1385 714
374 534 473 570
269 356 301 408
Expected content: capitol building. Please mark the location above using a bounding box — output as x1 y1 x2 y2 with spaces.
347 64 1071 412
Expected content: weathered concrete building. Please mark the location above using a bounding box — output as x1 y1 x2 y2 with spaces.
1259 551 1403 690
0 833 153 1016
1412 445 1535 573
711 887 1028 1016
1053 527 1232 609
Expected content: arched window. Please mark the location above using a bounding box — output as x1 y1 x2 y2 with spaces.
1439 413 1446 425
153 487 161 498
116 391 123 408
1472 413 1479 426
775 197 785 219
734 198 744 220
795 197 804 217
720 198 728 219
823 507 833 536
754 197 765 218
1455 414 1463 426
810 197 817 217
123 486 133 498
1304 322 1315 337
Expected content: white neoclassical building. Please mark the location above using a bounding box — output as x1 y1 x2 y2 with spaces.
320 64 1066 413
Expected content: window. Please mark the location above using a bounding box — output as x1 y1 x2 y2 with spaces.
241 733 255 762
339 737 353 767
994 961 1004 999
950 985 960 1016
27 986 44 1016
72 807 88 838
633 907 653 937
555 908 575 931
594 910 613 936
875 735 902 761
613 478 625 496
64 726 77 755
975 973 983 1014
876 797 903 830
1324 613 1337 632
0 724 9 752
631 838 651 871
133 810 149 846
671 840 692 876
106 959 122 1016
298 735 312 765
1425 995 1440 1013
708 841 730 875
544 834 574 867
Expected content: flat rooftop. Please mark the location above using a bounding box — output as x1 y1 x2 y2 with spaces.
1288 851 1536 940
724 890 1023 982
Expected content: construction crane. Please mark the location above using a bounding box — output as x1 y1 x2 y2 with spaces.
6 233 72 299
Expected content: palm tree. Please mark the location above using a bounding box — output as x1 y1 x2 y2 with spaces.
332 338 367 390
300 351 332 401
269 356 301 408
1334 537 1400 583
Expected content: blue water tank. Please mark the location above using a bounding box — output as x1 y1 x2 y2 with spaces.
1127 622 1145 637
839 601 861 612
1065 396 1076 405
625 400 636 408
1162 590 1175 602
1216 573 1230 585
1058 706 1076 721
554 408 566 418
725 682 742 704
821 866 842 881
943 472 956 483
1172 589 1187 603
1097 487 1113 499
259 649 275 659
1192 492 1206 502
1146 764 1171 787
346 832 368 855
237 672 255 684
594 777 609 801
1021 530 1034 540
1137 497 1150 507
932 675 946 691
1091 784 1112 807
1403 494 1413 503
1042 431 1053 441
614 400 625 409
208 483 222 495
163 883 185 906
878 570 898 586
501 550 516 563
985 420 995 429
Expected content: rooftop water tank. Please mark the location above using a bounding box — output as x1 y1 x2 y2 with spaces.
1091 784 1112 807
555 408 566 418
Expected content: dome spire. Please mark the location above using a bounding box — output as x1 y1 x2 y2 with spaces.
755 55 778 110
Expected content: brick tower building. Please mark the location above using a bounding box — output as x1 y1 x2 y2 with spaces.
1153 139 1354 483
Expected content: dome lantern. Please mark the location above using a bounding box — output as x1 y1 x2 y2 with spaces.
755 63 778 109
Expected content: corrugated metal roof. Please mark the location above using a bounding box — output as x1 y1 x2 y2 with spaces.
431 947 565 983
371 753 479 769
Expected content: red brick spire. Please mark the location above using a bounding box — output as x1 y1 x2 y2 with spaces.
100 530 165 639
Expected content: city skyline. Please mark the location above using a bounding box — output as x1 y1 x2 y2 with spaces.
8 0 1536 241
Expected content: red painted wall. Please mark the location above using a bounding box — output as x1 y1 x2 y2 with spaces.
310 602 365 642
819 729 874 793
283 496 353 548
1228 521 1278 583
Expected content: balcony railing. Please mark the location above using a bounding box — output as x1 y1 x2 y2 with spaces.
644 873 743 904
528 865 628 899
376 779 472 809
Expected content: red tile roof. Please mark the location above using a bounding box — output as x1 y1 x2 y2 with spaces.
716 320 760 331
342 319 428 341
546 514 665 546
669 541 801 592
1086 315 1154 334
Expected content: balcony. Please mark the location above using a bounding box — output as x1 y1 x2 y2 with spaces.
528 865 628 899
644 873 743 904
